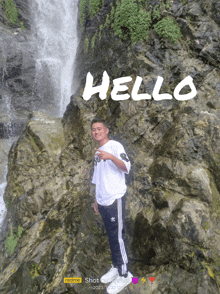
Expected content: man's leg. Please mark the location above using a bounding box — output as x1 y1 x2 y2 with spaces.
115 196 128 276
98 195 128 277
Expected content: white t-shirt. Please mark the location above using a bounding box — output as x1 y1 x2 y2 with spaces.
92 140 130 206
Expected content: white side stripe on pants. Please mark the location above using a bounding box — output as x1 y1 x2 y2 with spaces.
117 198 128 274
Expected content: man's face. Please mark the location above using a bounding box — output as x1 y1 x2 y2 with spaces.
91 122 109 142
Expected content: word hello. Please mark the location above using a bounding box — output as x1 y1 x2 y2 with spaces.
83 71 197 101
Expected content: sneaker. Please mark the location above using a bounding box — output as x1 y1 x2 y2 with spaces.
106 271 133 294
100 265 119 283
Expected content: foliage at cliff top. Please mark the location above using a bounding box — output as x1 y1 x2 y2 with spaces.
79 0 182 44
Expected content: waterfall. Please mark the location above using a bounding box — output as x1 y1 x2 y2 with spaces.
0 91 18 229
0 1 79 229
0 163 8 229
0 36 18 229
0 90 19 229
31 0 79 117
0 182 7 228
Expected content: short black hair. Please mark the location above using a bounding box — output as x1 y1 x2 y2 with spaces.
91 118 108 129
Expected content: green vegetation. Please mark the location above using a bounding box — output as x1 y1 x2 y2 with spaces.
3 0 18 24
152 4 161 20
84 37 89 53
201 221 209 230
154 17 182 44
79 0 87 31
89 0 104 19
111 0 179 44
1 0 26 28
29 135 41 153
99 28 102 41
30 263 42 279
79 0 104 30
19 21 25 30
79 0 182 46
113 0 152 44
103 13 110 29
4 225 24 255
91 32 97 50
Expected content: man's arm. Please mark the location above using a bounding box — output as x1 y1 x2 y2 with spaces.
94 200 99 213
95 149 128 172
110 154 128 172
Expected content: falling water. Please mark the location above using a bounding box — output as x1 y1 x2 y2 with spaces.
31 0 79 117
0 164 8 228
0 1 78 229
0 92 19 228
0 35 18 229
0 92 17 229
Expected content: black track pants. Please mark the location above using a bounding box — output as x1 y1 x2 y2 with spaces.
98 195 128 276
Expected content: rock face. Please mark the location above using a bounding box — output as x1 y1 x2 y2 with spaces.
0 0 35 135
1 0 220 294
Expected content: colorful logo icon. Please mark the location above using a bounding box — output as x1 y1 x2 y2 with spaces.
141 277 146 283
149 277 155 284
132 277 139 284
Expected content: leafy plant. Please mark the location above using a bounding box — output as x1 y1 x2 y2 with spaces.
4 225 24 255
79 0 104 31
19 21 25 29
110 5 115 23
3 0 18 24
164 1 172 10
79 0 88 31
154 16 182 44
89 0 103 19
110 0 179 45
79 0 181 46
130 9 151 44
103 13 110 29
84 37 89 53
113 0 140 42
152 4 160 20
30 264 42 279
139 0 148 4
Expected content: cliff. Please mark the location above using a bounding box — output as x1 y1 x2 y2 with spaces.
0 0 220 293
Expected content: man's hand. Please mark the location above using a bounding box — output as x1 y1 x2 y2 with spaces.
94 148 128 172
94 149 113 160
94 200 99 214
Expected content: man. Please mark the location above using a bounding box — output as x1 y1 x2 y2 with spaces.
91 117 133 294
